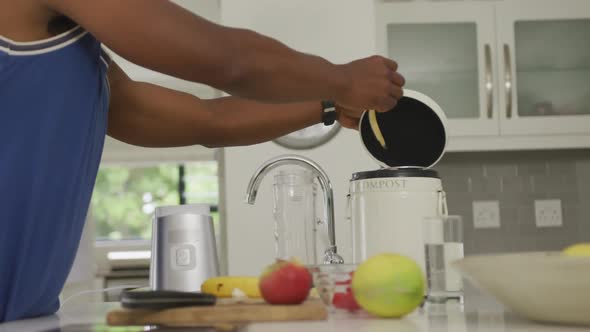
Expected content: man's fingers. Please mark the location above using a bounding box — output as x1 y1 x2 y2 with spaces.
375 96 398 113
391 86 403 100
382 57 398 72
391 72 405 87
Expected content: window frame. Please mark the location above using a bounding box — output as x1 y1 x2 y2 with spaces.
91 156 226 276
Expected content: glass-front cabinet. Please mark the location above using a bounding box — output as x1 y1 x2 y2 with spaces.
376 2 499 137
376 0 590 142
496 0 590 135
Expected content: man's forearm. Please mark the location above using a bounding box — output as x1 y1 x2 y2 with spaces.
107 79 323 148
199 97 323 147
221 28 346 103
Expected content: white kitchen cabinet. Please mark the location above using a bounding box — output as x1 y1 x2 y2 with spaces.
376 1 499 137
376 0 590 150
496 0 590 136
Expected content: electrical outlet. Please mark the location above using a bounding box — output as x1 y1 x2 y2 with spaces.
535 199 562 227
473 200 501 229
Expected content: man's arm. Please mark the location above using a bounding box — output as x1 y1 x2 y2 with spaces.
107 63 334 148
41 0 404 112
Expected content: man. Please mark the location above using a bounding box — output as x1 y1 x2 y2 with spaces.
0 0 405 321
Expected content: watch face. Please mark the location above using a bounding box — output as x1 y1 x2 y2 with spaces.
274 122 341 149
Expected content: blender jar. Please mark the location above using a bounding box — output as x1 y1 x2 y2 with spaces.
272 169 319 265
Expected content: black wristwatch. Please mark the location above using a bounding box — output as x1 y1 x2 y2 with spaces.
321 100 337 126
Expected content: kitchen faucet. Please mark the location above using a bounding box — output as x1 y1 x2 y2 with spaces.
245 155 344 264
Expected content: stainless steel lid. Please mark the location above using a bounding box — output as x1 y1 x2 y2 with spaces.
352 168 440 180
358 90 448 169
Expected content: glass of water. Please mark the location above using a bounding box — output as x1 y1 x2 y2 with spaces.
423 215 464 302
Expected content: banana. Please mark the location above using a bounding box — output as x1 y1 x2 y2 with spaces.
368 110 387 149
201 276 261 298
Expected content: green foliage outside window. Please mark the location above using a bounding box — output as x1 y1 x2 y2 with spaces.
92 162 218 241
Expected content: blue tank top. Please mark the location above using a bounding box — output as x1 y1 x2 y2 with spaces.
0 26 110 322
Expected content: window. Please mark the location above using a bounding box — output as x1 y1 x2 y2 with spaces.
91 161 219 241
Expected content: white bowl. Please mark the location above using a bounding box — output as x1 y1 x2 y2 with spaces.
452 251 590 326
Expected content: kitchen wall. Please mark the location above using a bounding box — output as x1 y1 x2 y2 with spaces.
224 145 590 276
221 0 378 276
223 131 375 276
218 0 590 275
438 149 590 255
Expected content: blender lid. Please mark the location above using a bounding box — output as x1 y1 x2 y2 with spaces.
359 90 447 169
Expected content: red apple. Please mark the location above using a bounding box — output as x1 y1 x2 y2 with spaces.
259 258 312 305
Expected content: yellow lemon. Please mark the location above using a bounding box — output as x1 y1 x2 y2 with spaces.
351 253 424 318
563 243 590 257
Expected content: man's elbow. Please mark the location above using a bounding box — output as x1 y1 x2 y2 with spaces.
209 52 251 94
201 30 271 95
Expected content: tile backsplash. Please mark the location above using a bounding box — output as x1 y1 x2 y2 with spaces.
435 149 590 255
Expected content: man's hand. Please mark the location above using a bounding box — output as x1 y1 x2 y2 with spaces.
336 108 360 130
334 55 405 130
336 56 405 113
335 105 363 130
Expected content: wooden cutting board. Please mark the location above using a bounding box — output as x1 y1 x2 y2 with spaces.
107 299 327 328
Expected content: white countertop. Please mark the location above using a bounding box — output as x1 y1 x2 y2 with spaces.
1 288 589 332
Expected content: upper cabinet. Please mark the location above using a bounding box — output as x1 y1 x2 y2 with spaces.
376 0 590 150
376 2 498 137
496 0 590 136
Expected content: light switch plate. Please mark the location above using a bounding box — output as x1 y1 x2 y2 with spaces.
535 199 563 227
473 200 501 229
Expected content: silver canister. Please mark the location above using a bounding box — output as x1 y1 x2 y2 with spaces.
149 204 219 292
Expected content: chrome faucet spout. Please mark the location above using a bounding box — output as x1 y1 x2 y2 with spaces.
245 155 343 264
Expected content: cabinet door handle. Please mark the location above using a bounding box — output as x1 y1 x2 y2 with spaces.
503 44 513 119
484 44 493 119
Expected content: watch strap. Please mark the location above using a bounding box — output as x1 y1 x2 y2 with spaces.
321 100 337 126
